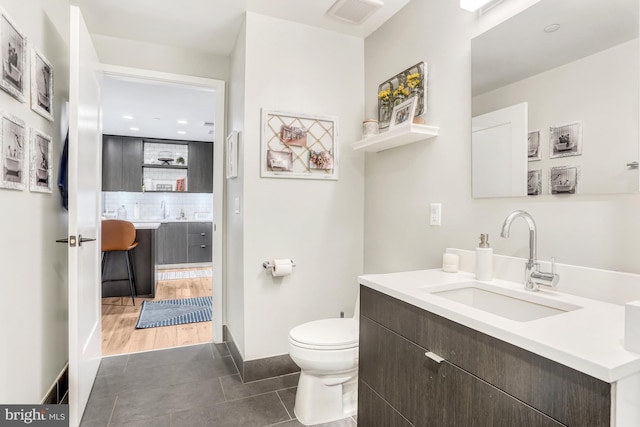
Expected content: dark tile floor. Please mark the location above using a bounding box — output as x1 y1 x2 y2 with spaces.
80 343 357 427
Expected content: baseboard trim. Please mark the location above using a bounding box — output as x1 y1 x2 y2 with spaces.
224 325 300 383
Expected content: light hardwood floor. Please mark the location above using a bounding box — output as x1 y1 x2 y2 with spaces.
101 268 213 356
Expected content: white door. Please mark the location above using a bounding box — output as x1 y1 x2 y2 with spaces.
67 6 103 426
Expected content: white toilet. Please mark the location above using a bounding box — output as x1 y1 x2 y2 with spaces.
288 302 359 426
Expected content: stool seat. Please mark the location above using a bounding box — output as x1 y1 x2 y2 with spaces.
101 219 138 305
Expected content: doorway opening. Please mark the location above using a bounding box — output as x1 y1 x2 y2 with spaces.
98 67 225 357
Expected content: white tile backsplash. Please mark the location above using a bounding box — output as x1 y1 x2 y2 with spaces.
103 192 213 220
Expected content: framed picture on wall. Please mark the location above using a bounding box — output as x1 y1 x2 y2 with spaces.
30 47 54 121
261 109 338 180
550 165 580 195
550 121 582 158
1 112 26 190
527 169 542 196
226 130 238 179
29 128 52 193
0 8 26 103
528 129 541 161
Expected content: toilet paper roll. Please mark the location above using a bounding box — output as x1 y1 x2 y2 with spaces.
272 259 293 277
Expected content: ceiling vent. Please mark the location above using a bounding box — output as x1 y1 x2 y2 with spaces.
327 0 384 25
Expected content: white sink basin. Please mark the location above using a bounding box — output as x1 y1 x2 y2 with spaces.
423 281 581 322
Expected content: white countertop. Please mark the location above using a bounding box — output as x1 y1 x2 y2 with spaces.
358 269 640 383
132 222 162 230
131 218 212 224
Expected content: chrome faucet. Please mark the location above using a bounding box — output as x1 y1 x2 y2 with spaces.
500 210 559 291
160 200 166 219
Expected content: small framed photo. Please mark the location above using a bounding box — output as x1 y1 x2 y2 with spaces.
30 47 54 121
528 130 541 161
527 169 542 196
550 121 581 158
29 128 52 193
1 112 26 190
0 8 26 102
226 130 238 179
389 97 417 130
550 165 580 195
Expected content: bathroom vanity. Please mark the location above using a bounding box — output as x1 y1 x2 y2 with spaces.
357 269 640 426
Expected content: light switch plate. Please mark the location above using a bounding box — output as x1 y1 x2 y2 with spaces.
430 203 441 226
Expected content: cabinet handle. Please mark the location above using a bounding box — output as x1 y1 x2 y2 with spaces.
425 351 445 363
201 233 206 236
201 245 206 248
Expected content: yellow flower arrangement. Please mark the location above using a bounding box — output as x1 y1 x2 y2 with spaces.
377 88 391 103
406 72 421 89
393 83 410 98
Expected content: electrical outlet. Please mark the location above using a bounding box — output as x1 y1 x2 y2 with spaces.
430 203 442 226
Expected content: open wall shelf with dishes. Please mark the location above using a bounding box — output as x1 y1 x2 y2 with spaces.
142 141 189 192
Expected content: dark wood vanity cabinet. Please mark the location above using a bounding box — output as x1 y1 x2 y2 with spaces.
358 286 611 427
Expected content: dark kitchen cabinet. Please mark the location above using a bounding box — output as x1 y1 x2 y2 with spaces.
188 141 213 193
159 222 188 264
187 222 212 263
102 135 143 191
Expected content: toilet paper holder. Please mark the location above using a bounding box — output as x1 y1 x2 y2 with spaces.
262 260 296 270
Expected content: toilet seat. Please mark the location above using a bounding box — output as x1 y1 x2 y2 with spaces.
289 318 358 350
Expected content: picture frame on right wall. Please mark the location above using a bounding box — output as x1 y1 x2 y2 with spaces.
527 169 542 196
30 47 54 121
0 8 26 103
550 165 580 195
550 121 582 158
29 128 52 193
528 129 541 161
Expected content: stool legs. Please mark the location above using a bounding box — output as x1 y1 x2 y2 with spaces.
124 250 137 306
101 250 137 306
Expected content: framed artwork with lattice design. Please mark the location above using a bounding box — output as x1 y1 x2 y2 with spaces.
261 109 338 180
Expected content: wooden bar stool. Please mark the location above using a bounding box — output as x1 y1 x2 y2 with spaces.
101 219 138 305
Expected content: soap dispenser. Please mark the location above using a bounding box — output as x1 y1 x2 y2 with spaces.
476 234 493 281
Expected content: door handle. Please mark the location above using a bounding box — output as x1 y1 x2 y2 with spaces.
55 235 96 247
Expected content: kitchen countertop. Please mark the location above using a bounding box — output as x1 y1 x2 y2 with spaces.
131 218 213 224
358 269 640 383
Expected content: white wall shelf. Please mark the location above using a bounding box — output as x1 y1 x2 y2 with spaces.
352 123 439 153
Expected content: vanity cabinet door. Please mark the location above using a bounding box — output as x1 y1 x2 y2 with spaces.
359 315 566 427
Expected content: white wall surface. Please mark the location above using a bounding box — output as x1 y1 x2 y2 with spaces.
226 17 247 357
91 34 230 81
0 0 70 403
364 0 640 276
473 39 639 195
239 12 364 360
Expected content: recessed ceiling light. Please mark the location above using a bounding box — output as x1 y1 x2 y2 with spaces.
544 24 561 33
130 127 140 131
122 115 134 120
177 120 188 124
177 130 186 135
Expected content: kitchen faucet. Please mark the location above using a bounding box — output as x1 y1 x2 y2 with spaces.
160 200 166 219
500 210 559 291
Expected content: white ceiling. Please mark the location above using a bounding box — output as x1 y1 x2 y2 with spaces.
472 0 638 95
72 0 412 56
76 0 413 141
101 77 216 142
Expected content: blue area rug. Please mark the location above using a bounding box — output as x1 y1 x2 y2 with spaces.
135 296 212 329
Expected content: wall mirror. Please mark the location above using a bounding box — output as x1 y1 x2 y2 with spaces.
471 0 639 197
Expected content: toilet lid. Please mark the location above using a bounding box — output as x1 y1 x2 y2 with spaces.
289 318 358 349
